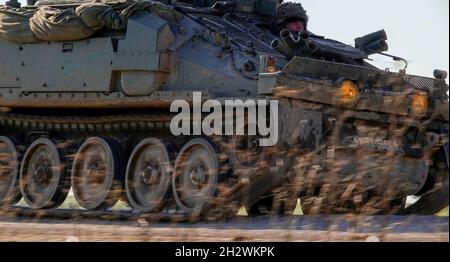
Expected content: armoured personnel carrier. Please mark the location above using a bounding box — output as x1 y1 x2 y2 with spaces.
0 0 448 218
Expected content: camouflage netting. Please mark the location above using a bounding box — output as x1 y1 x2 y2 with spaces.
0 0 183 43
75 2 125 30
0 6 41 43
36 0 92 4
75 0 183 31
30 6 96 41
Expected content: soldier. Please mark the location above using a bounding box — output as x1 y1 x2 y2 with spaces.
275 2 309 37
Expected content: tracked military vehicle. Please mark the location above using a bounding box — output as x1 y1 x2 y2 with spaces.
0 0 448 219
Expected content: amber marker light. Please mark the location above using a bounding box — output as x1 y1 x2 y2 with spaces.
411 91 429 116
265 56 277 73
338 80 359 105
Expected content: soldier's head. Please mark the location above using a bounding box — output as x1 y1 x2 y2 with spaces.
276 2 308 33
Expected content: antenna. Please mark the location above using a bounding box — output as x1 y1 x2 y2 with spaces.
378 52 408 71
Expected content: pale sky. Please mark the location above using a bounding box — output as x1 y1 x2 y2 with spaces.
1 0 449 79
295 0 449 79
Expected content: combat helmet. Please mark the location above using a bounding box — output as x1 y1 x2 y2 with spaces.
276 2 308 28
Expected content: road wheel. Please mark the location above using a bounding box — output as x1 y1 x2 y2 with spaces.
72 137 124 210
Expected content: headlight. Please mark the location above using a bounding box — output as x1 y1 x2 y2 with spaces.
411 91 429 116
338 80 359 105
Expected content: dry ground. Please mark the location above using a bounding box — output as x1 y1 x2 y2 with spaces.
0 221 447 242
